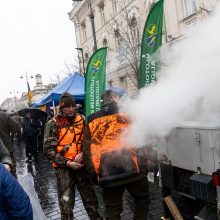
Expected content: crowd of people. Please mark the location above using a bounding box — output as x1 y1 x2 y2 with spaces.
0 109 33 219
0 90 155 220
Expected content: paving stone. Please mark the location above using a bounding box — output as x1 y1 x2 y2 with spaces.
15 140 164 219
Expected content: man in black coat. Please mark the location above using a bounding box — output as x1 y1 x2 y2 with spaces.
22 111 40 162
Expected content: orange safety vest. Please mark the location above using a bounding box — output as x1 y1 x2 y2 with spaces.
89 113 140 183
53 114 84 167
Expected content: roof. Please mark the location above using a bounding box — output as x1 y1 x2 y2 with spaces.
32 73 85 107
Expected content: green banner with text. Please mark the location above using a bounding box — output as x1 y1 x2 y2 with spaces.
139 0 164 88
85 47 107 118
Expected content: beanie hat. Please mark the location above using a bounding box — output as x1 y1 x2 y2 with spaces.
59 92 76 109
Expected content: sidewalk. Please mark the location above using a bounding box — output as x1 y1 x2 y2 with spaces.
14 140 163 220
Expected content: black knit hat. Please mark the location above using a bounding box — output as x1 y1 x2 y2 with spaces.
59 92 76 109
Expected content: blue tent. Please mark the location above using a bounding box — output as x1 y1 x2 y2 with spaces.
32 73 85 107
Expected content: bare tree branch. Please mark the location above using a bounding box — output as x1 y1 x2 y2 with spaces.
109 0 144 88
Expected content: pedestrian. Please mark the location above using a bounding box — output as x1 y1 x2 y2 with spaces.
22 111 39 162
46 106 55 122
0 137 12 172
37 118 46 153
44 92 101 220
0 110 21 176
76 103 84 114
84 90 150 220
11 112 22 146
0 163 33 220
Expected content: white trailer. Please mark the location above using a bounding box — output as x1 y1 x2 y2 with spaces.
157 124 220 220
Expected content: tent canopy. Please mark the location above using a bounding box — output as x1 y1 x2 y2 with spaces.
32 73 85 107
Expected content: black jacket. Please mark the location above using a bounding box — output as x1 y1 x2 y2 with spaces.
22 117 40 137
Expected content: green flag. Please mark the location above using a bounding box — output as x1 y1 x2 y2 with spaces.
139 0 164 88
85 47 107 118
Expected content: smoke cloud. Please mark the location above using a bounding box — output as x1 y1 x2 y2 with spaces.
120 4 220 147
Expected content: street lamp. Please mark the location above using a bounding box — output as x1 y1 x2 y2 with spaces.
75 48 86 76
20 72 34 107
73 0 97 51
20 73 34 80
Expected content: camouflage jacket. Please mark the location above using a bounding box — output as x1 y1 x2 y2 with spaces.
43 112 85 168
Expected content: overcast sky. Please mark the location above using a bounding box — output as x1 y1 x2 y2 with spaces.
0 0 77 103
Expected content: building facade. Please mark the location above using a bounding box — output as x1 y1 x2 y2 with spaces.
69 0 218 95
0 97 19 113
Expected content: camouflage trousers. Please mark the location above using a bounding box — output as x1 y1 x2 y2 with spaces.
55 167 102 220
103 177 149 220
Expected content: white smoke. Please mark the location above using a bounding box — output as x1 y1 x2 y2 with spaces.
120 4 220 147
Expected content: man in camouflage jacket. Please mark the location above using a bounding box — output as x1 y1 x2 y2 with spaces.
44 92 101 220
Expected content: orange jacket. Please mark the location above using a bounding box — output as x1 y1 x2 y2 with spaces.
85 105 144 187
53 114 84 167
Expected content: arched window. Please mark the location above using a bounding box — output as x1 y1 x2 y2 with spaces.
81 22 87 42
119 76 128 89
129 16 138 38
130 16 137 28
98 2 106 25
103 38 108 47
113 0 120 15
114 28 120 38
114 28 123 54
85 52 89 63
128 7 139 30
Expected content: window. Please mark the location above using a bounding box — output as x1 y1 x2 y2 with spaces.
113 0 120 15
103 38 108 47
85 52 89 63
184 0 198 16
130 16 137 28
81 22 87 42
119 76 128 89
108 80 113 87
129 16 138 38
114 27 120 38
99 2 106 25
114 27 126 56
117 37 126 56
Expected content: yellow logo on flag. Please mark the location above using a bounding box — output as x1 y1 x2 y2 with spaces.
91 60 101 73
146 24 158 47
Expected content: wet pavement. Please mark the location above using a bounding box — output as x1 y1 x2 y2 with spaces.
14 140 164 220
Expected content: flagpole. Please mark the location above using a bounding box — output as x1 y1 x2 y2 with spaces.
20 72 34 107
163 1 168 44
26 72 31 107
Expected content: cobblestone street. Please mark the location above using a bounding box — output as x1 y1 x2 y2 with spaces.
14 140 164 220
